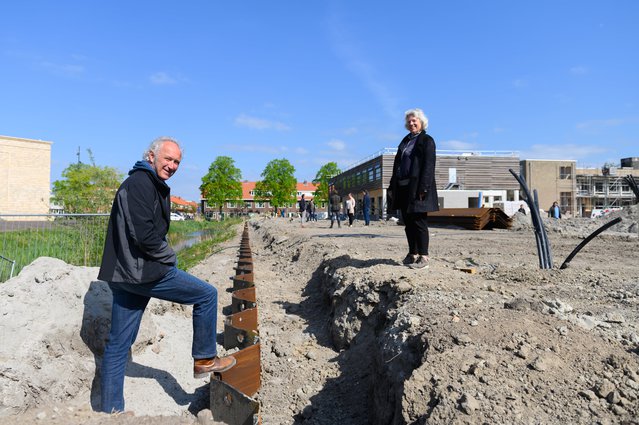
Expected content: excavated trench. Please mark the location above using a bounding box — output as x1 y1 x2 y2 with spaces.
318 260 428 424
253 220 430 424
251 217 639 425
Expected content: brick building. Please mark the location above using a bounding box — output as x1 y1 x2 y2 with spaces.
170 196 198 216
201 181 319 219
0 135 52 218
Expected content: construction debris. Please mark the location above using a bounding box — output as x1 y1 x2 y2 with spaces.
428 208 512 230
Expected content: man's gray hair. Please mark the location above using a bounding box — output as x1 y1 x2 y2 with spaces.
143 136 182 161
404 108 429 132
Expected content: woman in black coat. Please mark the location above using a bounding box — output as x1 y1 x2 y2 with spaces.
388 108 439 269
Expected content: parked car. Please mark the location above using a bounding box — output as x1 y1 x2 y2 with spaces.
170 212 185 221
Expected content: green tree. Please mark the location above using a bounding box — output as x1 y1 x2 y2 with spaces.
313 162 341 209
199 156 243 219
254 158 297 211
52 151 123 213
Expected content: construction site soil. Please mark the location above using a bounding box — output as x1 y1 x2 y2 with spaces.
1 206 638 424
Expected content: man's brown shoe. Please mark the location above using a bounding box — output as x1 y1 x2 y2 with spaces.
194 356 237 378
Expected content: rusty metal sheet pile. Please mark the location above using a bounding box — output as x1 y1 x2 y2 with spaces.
231 287 257 313
211 222 261 424
428 207 512 230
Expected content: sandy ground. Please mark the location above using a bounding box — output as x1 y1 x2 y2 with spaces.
1 206 638 424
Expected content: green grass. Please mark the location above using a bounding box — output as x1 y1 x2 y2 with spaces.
171 218 242 270
0 217 109 282
0 217 242 282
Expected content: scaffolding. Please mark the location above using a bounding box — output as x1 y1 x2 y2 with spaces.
576 175 636 216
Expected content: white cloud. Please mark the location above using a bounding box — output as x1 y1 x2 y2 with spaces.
341 127 358 136
219 143 283 154
378 132 400 143
234 114 291 131
576 118 624 130
39 61 84 77
570 66 588 75
439 139 477 151
327 139 346 151
327 11 399 119
512 78 528 88
521 143 608 161
149 72 177 85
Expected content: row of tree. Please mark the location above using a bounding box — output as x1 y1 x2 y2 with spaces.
199 156 341 216
52 151 341 215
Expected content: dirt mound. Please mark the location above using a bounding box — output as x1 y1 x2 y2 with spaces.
249 217 639 423
2 214 639 424
0 256 227 423
511 204 639 237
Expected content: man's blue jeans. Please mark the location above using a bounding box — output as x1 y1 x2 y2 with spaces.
100 267 217 413
363 208 370 225
330 211 340 226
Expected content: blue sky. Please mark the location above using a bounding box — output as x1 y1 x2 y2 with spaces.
2 1 638 202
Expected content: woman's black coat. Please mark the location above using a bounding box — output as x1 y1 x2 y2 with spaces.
388 132 439 214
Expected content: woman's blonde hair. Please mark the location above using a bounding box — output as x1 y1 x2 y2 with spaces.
404 108 429 132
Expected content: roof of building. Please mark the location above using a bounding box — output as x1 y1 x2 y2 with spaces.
239 181 318 200
0 135 53 146
241 182 257 199
344 148 520 170
170 196 197 207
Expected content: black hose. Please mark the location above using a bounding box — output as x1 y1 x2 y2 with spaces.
560 217 622 269
509 169 552 269
625 175 639 203
531 190 547 268
534 189 553 268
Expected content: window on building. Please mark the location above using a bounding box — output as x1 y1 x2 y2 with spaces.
244 202 252 209
559 166 573 179
227 202 236 208
609 183 619 193
594 182 604 193
375 165 381 181
560 192 572 213
256 202 266 208
250 190 255 196
578 182 590 194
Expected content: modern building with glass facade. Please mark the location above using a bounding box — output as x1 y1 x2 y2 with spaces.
330 149 521 220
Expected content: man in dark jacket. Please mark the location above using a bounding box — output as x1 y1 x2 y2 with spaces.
98 137 235 414
329 189 342 228
298 193 307 227
361 189 371 225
